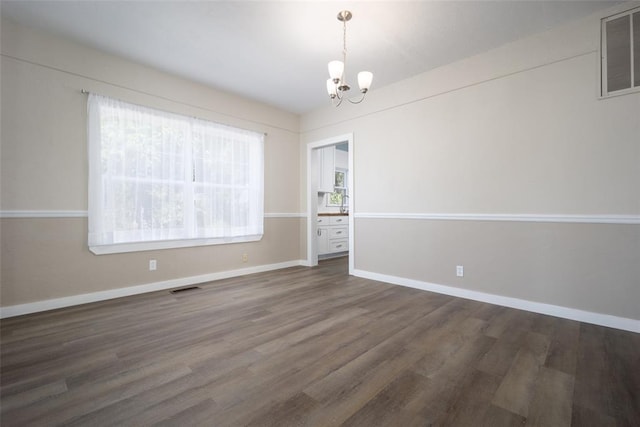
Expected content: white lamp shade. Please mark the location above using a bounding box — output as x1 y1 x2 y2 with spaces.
328 61 344 81
357 71 373 91
326 79 337 96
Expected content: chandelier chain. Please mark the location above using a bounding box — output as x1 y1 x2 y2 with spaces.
342 19 347 72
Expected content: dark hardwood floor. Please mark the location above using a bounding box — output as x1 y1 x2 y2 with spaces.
1 257 638 426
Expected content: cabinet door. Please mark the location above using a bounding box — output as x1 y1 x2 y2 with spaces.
317 227 330 255
317 146 335 193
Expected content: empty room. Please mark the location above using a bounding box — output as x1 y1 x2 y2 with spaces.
1 1 639 426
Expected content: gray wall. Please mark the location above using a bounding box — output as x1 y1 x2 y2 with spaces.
1 18 302 307
300 4 640 322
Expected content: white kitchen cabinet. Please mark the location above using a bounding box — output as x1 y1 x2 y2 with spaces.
317 217 330 255
317 215 348 256
317 146 335 193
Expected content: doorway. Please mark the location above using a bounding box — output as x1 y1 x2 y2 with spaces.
306 133 354 274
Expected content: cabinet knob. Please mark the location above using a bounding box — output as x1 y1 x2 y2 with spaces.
336 231 342 234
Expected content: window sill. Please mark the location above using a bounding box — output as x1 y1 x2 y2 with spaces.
89 234 263 255
599 86 640 99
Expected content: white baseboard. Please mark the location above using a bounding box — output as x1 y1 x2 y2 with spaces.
0 260 307 319
353 269 640 333
5 261 638 334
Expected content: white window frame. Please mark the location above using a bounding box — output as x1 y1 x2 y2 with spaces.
326 168 348 207
87 94 264 255
600 6 640 98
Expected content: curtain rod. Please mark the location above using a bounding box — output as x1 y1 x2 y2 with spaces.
80 89 268 136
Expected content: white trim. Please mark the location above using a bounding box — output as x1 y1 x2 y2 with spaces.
5 211 635 224
0 210 88 218
0 260 307 319
89 234 264 255
601 8 608 97
0 211 307 219
353 269 640 333
306 133 355 274
355 212 640 225
263 213 307 218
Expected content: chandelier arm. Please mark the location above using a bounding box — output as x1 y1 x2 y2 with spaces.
347 92 367 105
330 86 344 107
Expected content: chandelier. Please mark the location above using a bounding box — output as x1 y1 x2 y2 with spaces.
326 10 373 106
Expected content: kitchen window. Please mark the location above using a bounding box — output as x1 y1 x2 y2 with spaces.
327 169 348 207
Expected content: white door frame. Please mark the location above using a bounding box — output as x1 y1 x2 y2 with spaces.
306 133 354 274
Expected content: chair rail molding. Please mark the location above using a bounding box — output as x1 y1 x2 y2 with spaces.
354 212 640 224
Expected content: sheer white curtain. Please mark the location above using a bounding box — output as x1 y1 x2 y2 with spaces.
88 94 264 251
191 119 264 240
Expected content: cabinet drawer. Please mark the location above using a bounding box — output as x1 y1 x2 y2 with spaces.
329 240 348 252
317 216 329 225
329 227 348 239
329 216 349 225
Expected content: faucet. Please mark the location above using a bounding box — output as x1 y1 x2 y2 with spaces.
340 194 349 214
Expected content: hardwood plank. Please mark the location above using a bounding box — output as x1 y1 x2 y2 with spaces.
340 370 430 427
396 372 459 423
437 369 502 426
481 404 526 426
571 403 617 427
477 340 521 378
603 326 640 424
302 347 425 425
572 323 617 420
243 392 319 427
526 367 574 427
152 399 219 427
491 349 543 417
484 308 521 339
545 319 580 375
2 361 193 426
0 379 68 413
254 307 369 355
1 257 638 426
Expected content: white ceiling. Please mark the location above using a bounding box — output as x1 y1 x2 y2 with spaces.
1 1 621 114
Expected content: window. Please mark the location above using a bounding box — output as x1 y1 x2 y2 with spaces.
601 7 640 96
326 169 348 207
88 94 264 254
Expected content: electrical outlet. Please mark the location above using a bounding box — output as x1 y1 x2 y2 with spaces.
456 265 464 277
149 259 157 271
242 253 248 263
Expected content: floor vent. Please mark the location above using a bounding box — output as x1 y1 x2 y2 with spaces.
170 286 201 294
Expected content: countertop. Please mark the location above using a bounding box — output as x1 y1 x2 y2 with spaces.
318 213 348 217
